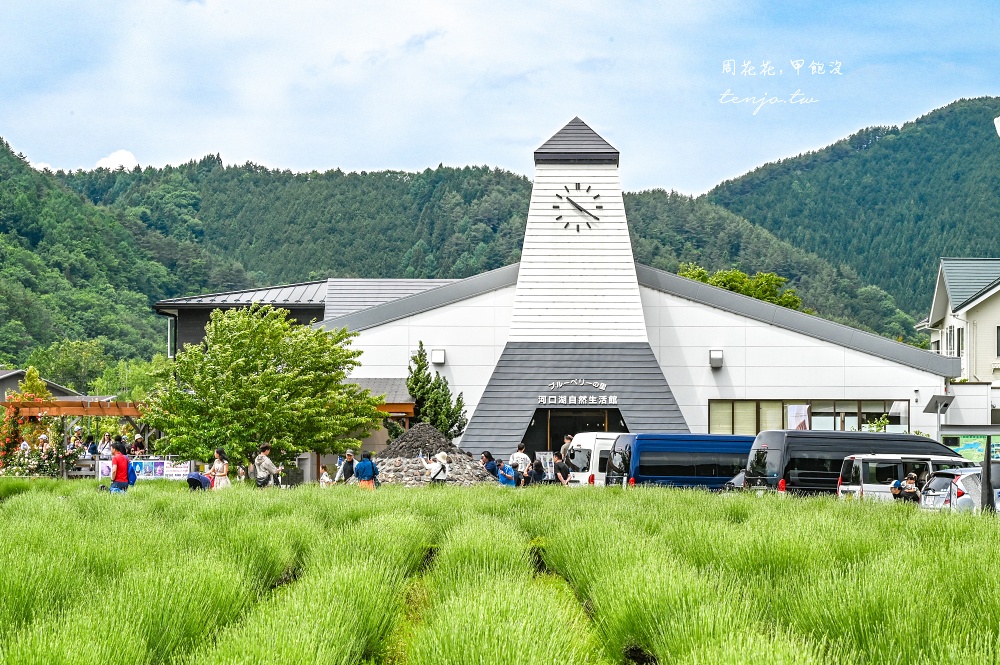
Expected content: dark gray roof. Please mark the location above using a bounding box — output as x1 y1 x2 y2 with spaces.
317 264 519 331
319 262 958 377
940 258 1000 311
156 280 328 308
635 265 960 378
460 342 688 456
351 377 413 403
155 278 456 320
0 369 82 397
325 279 455 318
534 117 619 165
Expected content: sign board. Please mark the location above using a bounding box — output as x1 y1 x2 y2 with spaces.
98 458 191 481
947 435 1000 461
535 451 555 480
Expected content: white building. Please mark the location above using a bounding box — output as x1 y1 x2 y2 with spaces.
920 258 1000 451
158 118 961 458
318 119 957 456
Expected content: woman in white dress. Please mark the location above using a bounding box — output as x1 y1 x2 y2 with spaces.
208 448 231 490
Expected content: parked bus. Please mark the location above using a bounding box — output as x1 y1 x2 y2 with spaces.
605 433 755 489
744 430 956 494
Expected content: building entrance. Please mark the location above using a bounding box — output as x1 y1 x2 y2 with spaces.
521 408 628 458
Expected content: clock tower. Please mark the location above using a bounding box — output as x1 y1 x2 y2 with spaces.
461 118 688 454
509 117 646 342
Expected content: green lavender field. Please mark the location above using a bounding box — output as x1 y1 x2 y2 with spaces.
2 479 999 664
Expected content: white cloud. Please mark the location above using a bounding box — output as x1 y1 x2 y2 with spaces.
95 149 139 170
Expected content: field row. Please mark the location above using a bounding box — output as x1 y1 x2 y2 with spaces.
2 480 999 664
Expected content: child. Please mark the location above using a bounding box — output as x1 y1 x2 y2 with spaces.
319 465 333 488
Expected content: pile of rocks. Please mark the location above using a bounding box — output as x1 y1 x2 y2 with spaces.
380 423 468 458
345 424 496 487
374 455 495 487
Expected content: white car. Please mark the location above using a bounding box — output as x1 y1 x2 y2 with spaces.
921 468 983 512
837 454 975 501
564 432 619 486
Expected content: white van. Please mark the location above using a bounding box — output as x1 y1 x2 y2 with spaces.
565 432 619 486
837 454 975 501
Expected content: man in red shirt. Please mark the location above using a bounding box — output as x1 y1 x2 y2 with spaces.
110 442 130 492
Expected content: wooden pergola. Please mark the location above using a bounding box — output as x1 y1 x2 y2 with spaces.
0 399 143 418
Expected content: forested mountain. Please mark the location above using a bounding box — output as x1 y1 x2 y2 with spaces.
708 96 1000 315
0 141 252 364
59 157 923 344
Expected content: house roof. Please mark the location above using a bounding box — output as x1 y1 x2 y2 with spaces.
0 369 82 397
154 278 457 320
324 279 456 319
534 117 619 165
940 258 1000 312
155 281 329 308
317 263 959 378
351 377 413 404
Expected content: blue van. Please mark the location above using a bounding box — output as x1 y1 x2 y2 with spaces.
605 433 755 489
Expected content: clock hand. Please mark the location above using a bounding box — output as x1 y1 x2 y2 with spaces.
565 196 600 221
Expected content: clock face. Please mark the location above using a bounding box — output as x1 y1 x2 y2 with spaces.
552 182 603 232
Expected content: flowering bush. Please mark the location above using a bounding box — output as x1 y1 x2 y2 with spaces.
0 381 81 477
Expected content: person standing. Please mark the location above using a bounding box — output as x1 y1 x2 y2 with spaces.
109 442 130 492
509 443 531 474
319 466 333 488
553 452 572 486
560 434 574 460
254 444 282 488
421 451 449 484
97 433 112 457
512 462 525 487
208 448 231 490
497 458 516 487
354 452 379 490
334 449 356 483
480 451 498 479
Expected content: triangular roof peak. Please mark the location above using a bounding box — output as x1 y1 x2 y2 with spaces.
534 117 619 165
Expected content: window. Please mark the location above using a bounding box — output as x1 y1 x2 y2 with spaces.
759 401 783 431
957 327 964 357
708 400 911 435
946 326 955 356
931 340 940 353
865 462 900 485
996 326 1000 358
637 451 747 478
709 401 733 435
734 402 756 435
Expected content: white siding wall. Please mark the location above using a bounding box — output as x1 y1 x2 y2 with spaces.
348 285 516 423
641 286 948 436
509 163 647 342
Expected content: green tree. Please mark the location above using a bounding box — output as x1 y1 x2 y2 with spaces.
678 263 804 310
143 304 383 465
90 354 172 402
406 341 468 440
16 366 51 400
25 339 111 392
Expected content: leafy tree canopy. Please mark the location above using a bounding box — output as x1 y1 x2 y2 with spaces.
678 263 804 310
143 305 384 464
708 96 1000 315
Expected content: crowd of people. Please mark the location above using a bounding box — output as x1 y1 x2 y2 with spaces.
21 425 151 459
313 437 578 491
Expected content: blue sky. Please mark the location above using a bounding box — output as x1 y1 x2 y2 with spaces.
1 0 998 194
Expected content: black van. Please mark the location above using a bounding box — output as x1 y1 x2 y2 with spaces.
744 430 956 494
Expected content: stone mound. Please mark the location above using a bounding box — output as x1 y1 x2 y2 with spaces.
374 456 496 487
380 423 471 459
